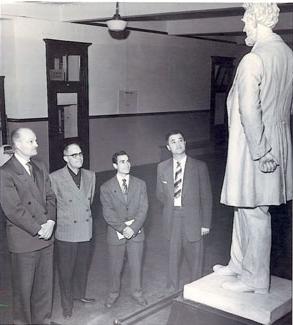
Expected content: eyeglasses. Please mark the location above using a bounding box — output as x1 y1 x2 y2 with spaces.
65 152 83 159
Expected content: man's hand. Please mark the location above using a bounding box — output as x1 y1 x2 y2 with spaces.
258 152 279 173
123 226 134 239
201 227 210 236
38 220 55 240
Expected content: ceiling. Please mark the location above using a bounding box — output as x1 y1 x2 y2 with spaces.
1 1 293 44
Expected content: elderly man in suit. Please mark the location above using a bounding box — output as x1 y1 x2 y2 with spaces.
213 3 293 294
100 151 148 308
0 128 56 325
156 130 212 292
50 143 96 319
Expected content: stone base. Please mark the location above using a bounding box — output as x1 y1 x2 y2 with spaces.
183 273 292 325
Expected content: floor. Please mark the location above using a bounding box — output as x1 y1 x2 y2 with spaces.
0 149 291 325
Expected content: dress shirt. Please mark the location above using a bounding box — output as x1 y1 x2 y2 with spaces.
117 174 129 192
14 153 31 175
67 166 81 189
173 155 187 207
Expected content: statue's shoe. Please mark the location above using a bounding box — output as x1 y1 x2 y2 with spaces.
213 264 238 276
222 280 268 294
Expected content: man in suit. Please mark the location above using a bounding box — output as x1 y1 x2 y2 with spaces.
213 3 293 294
156 130 212 292
100 151 148 308
0 128 56 325
50 143 96 319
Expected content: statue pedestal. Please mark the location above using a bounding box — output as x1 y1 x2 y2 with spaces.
182 273 291 325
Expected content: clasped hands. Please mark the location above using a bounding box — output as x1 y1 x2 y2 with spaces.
38 220 55 240
123 226 134 239
258 152 279 173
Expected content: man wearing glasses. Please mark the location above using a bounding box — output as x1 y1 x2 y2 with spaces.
50 143 96 319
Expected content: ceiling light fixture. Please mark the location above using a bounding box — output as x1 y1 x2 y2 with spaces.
106 2 127 32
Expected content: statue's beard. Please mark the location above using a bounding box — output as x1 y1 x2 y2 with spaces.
245 30 257 46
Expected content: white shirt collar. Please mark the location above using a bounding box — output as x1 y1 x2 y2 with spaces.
14 152 30 167
173 155 187 167
116 173 129 186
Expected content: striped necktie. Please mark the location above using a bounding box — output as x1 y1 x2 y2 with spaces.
122 178 128 193
26 161 35 181
174 161 182 198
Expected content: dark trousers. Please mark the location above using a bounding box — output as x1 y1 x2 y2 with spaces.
108 240 144 297
55 240 92 314
10 244 54 325
168 215 204 290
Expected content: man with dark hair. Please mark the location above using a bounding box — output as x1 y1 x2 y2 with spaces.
156 130 212 292
50 143 96 319
0 127 56 325
100 151 148 308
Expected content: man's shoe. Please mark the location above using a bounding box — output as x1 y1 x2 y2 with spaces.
104 294 119 308
213 264 238 276
75 297 96 303
222 280 268 294
131 295 148 306
62 310 72 319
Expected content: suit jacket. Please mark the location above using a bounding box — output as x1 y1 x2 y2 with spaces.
100 175 148 245
50 166 96 242
0 156 56 253
221 33 293 207
156 156 212 242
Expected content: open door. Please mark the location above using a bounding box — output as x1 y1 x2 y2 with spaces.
210 56 235 145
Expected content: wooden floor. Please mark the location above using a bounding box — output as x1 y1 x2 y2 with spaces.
0 150 291 325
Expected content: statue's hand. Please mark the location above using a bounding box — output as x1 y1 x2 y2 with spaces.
258 152 279 173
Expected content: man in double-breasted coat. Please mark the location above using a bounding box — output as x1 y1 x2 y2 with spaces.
213 3 293 294
100 151 148 308
0 128 56 325
50 143 96 319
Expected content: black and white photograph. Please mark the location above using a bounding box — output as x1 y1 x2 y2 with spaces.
0 1 292 325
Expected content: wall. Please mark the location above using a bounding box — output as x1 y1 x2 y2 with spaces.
1 17 241 118
89 111 210 172
2 17 243 169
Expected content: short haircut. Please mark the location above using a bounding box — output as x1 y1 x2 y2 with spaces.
112 150 128 164
165 130 185 143
11 128 34 145
11 128 22 145
63 142 81 156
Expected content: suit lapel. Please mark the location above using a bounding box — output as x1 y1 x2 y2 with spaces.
11 157 44 204
127 176 136 204
110 176 127 205
165 159 174 198
79 169 91 201
182 156 192 200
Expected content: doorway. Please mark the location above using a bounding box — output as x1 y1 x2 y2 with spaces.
209 56 235 145
44 39 91 172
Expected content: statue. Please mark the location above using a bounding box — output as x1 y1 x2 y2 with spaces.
213 3 293 294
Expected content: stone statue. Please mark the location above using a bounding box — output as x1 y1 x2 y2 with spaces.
213 3 293 294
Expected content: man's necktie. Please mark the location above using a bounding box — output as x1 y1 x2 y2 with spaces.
122 178 128 193
122 178 128 202
174 161 182 198
26 161 35 180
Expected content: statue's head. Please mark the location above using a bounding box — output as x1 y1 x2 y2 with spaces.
242 3 279 46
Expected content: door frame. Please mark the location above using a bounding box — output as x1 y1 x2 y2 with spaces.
0 76 8 144
209 56 235 144
44 39 91 171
